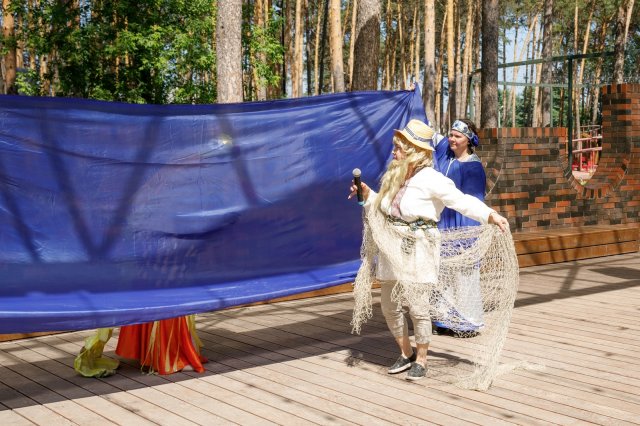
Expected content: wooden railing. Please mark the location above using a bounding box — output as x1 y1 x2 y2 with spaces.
572 125 602 176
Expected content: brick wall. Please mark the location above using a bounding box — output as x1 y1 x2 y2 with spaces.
475 83 640 232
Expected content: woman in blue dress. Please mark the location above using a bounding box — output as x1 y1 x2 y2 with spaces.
431 119 486 336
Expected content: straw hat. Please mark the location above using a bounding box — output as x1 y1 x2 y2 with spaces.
393 119 435 151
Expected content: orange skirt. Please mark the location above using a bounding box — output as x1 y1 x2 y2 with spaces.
116 316 206 375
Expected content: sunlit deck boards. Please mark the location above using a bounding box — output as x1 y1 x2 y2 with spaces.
1 251 639 425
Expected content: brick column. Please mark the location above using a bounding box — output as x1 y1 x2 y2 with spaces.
474 83 640 232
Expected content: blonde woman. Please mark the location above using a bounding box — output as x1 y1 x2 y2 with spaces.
349 119 508 381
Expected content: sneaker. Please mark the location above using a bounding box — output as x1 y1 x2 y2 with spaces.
433 325 452 336
405 362 427 381
387 352 416 374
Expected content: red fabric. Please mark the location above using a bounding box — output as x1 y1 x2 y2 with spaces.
116 317 206 375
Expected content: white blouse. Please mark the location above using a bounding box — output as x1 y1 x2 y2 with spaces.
365 166 493 224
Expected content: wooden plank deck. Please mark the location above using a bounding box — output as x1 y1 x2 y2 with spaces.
1 251 639 425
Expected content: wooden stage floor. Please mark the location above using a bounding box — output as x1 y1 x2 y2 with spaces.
1 252 639 425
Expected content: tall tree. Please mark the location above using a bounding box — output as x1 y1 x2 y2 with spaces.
459 1 477 120
423 0 436 123
412 3 420 84
217 0 243 103
446 0 456 124
2 0 17 94
510 14 539 127
347 0 358 88
590 15 612 123
328 0 345 91
613 0 635 83
574 0 596 137
435 7 448 128
313 0 324 95
537 0 554 127
481 0 499 128
473 2 482 124
398 2 406 87
253 0 268 100
351 0 380 90
291 0 304 97
382 0 394 89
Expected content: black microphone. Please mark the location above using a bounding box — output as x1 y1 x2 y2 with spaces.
352 168 364 205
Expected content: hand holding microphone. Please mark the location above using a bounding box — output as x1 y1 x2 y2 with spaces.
349 168 369 205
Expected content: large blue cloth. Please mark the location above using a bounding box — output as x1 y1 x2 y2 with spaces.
0 88 427 333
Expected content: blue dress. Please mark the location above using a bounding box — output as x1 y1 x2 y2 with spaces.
434 136 486 228
432 135 487 333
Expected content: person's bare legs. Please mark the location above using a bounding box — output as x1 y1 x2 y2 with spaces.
415 342 428 366
394 334 414 358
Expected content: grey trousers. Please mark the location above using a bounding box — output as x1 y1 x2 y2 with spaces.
379 280 432 344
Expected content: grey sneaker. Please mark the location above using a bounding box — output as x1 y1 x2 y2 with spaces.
387 352 417 374
405 362 427 381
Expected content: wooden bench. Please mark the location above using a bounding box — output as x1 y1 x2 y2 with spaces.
513 224 639 267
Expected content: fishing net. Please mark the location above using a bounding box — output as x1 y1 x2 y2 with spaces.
351 206 520 390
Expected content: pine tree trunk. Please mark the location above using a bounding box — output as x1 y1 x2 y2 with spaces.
382 0 393 90
328 0 345 92
435 8 448 129
590 19 609 123
532 61 542 126
313 1 323 95
510 14 538 127
473 3 481 124
2 0 17 94
538 0 553 126
574 0 595 134
454 2 462 117
351 0 380 91
613 0 634 83
480 0 499 128
408 4 415 84
413 4 420 84
398 2 406 88
446 0 456 125
283 0 295 96
291 0 304 97
460 1 475 119
347 0 358 89
252 0 267 100
423 0 436 123
216 0 243 103
305 11 313 96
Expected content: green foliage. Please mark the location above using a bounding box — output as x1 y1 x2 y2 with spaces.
242 4 284 100
15 68 39 96
6 0 217 104
249 17 285 88
2 0 636 108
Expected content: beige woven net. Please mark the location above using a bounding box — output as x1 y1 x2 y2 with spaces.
351 206 520 390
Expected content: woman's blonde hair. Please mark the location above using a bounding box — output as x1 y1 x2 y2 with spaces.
375 135 434 212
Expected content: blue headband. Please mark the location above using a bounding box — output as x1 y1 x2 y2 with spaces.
451 120 479 147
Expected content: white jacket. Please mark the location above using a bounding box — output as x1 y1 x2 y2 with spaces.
365 167 494 283
366 167 493 224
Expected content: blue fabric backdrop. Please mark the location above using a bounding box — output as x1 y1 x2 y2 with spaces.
0 88 427 333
